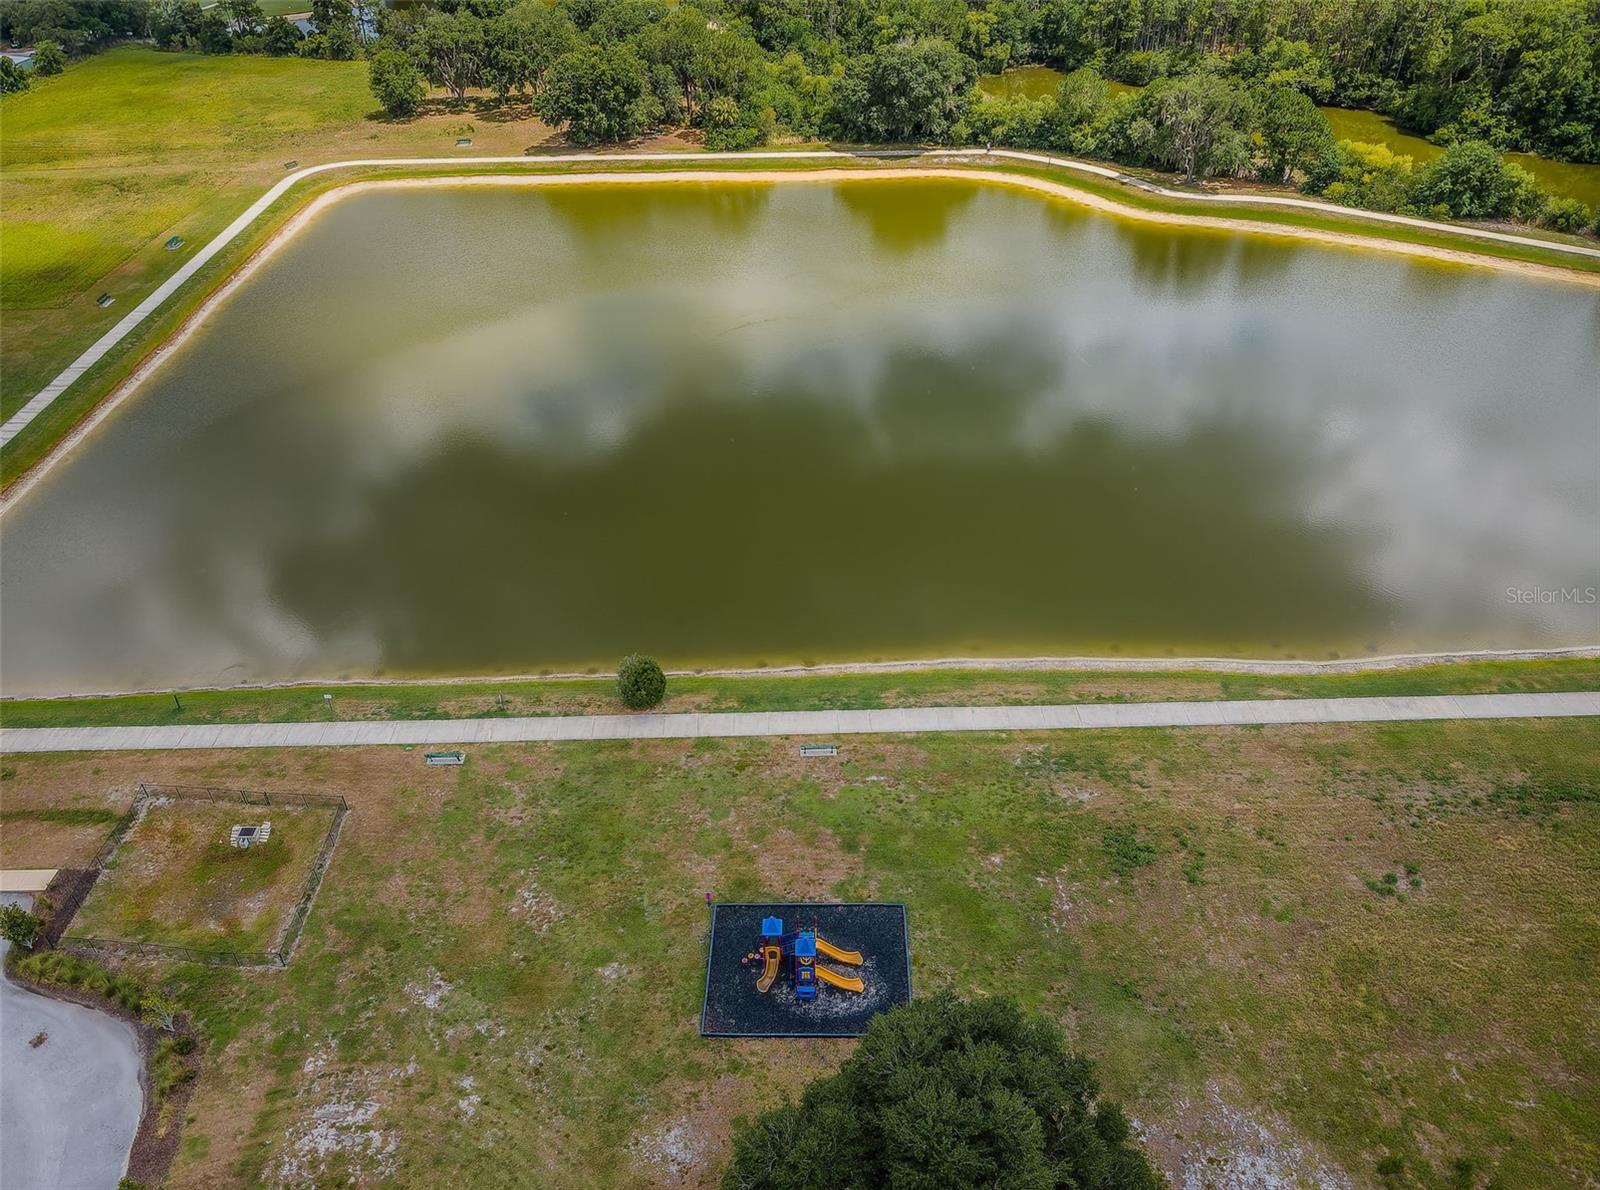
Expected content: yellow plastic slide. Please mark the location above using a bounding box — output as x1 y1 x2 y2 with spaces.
814 936 863 966
815 966 865 993
755 945 782 993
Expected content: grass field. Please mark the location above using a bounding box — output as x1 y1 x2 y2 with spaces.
66 799 337 954
2 656 1596 728
4 718 1597 1187
0 47 563 428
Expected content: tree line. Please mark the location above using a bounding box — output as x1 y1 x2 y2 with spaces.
2 0 1596 234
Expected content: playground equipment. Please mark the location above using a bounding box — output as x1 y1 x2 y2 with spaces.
743 916 865 1000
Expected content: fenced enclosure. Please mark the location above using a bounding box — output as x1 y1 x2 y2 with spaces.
58 783 348 969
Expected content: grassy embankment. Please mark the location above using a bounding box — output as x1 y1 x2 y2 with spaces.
5 47 1598 486
3 718 1597 1186
2 656 1598 728
0 46 570 480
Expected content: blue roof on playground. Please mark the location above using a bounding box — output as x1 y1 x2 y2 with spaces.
794 931 817 957
760 916 783 936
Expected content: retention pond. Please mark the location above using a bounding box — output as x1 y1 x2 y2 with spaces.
1 177 1596 694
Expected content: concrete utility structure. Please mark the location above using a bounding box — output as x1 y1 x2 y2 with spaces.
229 820 272 849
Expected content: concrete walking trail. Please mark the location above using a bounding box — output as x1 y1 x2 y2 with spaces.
5 145 1599 451
3 691 1595 754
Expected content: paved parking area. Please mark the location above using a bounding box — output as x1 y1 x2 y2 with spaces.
0 894 141 1190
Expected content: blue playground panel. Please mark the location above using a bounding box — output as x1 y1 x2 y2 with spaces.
700 903 912 1038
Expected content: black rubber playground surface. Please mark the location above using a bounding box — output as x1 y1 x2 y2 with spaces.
700 902 911 1037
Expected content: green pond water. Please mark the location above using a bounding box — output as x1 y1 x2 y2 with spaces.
1319 107 1600 207
1 179 1596 695
981 67 1600 206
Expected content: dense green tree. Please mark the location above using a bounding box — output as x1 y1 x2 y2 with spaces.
0 904 42 949
370 46 425 117
1232 38 1333 102
30 37 65 74
151 0 203 49
1256 85 1334 182
307 0 358 58
261 14 301 55
1029 0 1094 69
196 6 231 53
1144 70 1254 182
0 0 148 54
1303 140 1418 213
724 996 1160 1190
0 54 26 92
32 0 1597 170
1539 195 1591 233
221 0 261 36
1411 139 1546 221
538 40 651 144
414 10 485 102
827 36 974 143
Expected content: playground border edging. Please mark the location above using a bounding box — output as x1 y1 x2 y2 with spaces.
699 901 912 1039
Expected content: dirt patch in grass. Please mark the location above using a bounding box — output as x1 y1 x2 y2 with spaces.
1134 1080 1354 1189
67 798 337 954
0 804 124 868
632 1040 855 1188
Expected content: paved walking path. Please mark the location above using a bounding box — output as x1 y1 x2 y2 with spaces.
3 692 1595 754
5 146 1598 450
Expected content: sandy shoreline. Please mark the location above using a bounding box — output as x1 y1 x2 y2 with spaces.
4 162 1597 512
5 647 1597 703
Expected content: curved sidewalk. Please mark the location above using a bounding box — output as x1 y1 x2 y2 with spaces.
3 691 1595 754
5 146 1598 451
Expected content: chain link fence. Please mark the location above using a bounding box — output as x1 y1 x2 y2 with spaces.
57 783 348 969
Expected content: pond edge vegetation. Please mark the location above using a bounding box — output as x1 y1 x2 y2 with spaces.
3 149 1598 499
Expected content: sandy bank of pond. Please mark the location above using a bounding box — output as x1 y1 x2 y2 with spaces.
4 162 1595 517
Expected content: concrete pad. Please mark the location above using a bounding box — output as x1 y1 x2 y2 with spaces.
0 871 57 894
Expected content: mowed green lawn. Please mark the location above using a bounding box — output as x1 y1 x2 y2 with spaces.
6 719 1597 1187
0 49 373 414
0 46 558 438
